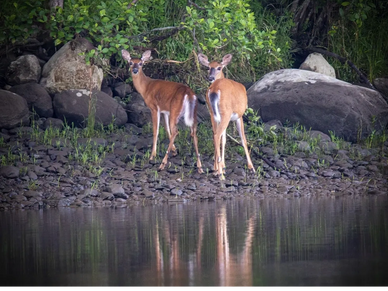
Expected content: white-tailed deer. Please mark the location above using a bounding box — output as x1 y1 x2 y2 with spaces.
122 49 203 173
198 53 255 180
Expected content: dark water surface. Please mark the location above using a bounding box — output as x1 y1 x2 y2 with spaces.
1 196 387 286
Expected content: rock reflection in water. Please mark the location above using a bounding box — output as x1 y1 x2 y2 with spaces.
0 196 387 286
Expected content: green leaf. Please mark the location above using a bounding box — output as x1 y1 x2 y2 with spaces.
99 9 106 17
208 19 214 29
341 2 350 6
339 8 344 17
102 16 110 22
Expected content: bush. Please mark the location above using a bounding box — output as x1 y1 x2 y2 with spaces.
0 0 293 85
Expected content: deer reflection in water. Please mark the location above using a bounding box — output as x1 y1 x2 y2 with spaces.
151 204 256 286
216 206 256 286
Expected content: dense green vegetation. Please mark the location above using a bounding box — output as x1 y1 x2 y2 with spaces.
1 0 386 86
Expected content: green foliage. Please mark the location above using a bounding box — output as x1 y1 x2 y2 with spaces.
1 0 292 85
329 1 388 82
184 0 292 80
0 1 48 44
49 0 147 58
338 0 376 28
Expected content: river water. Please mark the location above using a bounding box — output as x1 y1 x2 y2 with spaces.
1 196 387 286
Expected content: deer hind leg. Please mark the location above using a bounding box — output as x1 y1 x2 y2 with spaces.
190 123 203 174
163 112 177 156
159 121 179 171
150 107 161 160
235 117 255 172
220 129 226 174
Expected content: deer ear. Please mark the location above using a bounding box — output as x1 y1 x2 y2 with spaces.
122 50 131 62
141 50 152 61
198 53 209 67
221 54 233 66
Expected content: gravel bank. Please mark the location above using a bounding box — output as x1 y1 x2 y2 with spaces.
0 124 387 210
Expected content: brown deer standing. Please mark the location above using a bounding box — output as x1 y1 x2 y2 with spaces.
198 53 255 180
122 50 203 173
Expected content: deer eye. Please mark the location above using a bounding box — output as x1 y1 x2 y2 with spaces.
129 62 133 66
217 67 222 71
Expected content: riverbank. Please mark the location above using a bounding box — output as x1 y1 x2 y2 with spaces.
0 121 387 210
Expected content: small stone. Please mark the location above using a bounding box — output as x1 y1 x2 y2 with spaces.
171 188 183 196
0 166 19 178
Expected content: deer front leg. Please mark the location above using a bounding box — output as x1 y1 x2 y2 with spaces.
150 108 161 160
215 120 230 179
213 132 225 180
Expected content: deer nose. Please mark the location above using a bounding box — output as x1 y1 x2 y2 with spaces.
132 67 139 74
208 75 215 82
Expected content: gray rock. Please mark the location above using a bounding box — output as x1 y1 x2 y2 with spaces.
0 166 19 178
42 117 64 130
171 188 183 196
9 83 53 118
0 90 30 129
101 192 115 201
6 55 41 85
53 89 127 127
373 78 388 103
299 53 336 78
40 38 103 95
112 82 133 98
247 69 388 142
28 171 38 180
24 191 43 198
107 184 125 195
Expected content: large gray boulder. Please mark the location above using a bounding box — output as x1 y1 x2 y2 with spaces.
247 69 388 142
0 90 30 129
40 38 103 95
9 83 53 118
6 55 41 85
124 92 150 127
53 89 127 127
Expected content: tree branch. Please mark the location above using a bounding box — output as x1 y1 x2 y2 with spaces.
187 0 205 10
127 0 139 9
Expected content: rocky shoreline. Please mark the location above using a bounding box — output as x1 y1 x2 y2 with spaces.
0 121 387 211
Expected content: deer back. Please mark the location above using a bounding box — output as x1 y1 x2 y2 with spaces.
138 79 194 113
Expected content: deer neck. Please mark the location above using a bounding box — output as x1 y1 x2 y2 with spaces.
216 71 225 81
131 70 152 98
